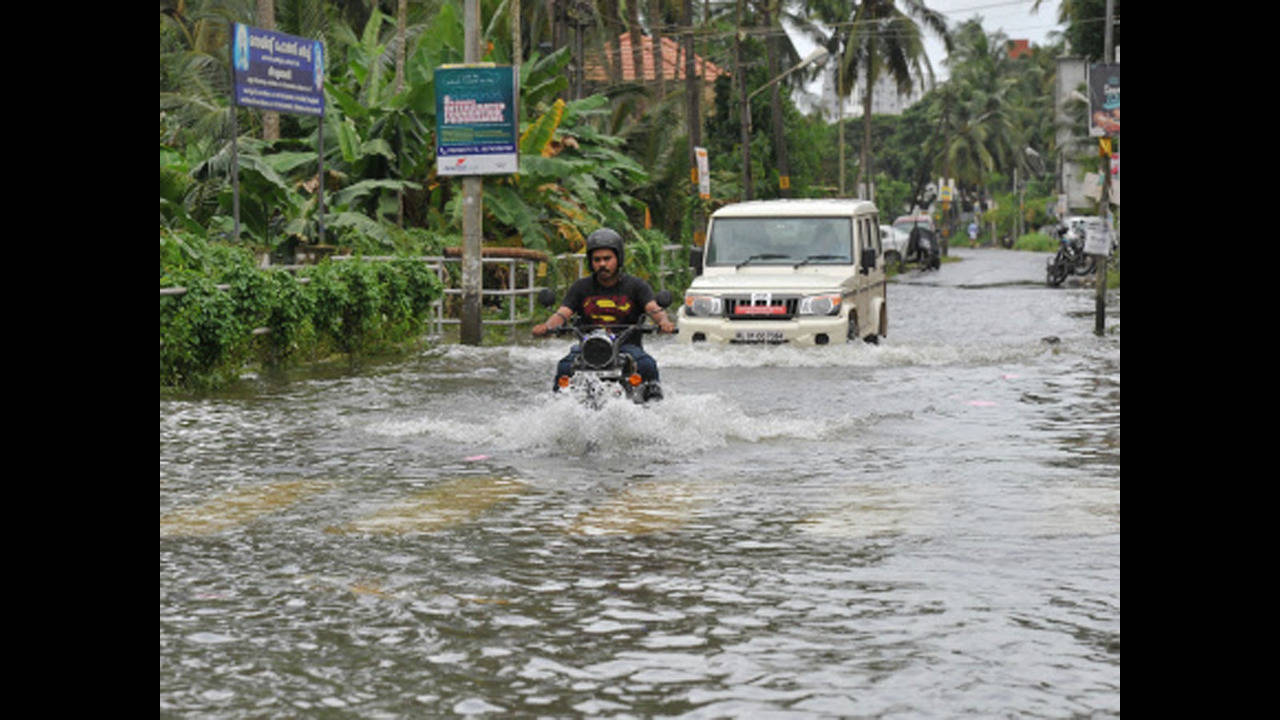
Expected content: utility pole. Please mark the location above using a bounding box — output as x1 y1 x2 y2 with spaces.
764 1 790 197
685 0 704 245
1093 0 1115 337
736 0 751 201
837 51 845 196
460 0 484 345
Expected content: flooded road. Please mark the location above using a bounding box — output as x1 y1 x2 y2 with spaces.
160 248 1119 718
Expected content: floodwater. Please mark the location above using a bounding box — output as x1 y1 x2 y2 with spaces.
160 249 1119 718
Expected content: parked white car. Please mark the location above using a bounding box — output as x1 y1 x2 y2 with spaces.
679 199 888 345
879 224 910 265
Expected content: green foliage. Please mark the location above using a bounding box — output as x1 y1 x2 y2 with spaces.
1012 232 1057 252
873 174 913 219
303 260 380 354
983 190 1055 243
161 227 444 389
626 227 687 291
160 271 249 390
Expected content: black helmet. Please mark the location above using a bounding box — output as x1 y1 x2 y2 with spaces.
585 228 624 267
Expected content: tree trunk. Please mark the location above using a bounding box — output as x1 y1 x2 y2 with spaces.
684 0 703 244
395 0 407 227
628 0 644 114
257 0 278 141
650 0 664 99
604 0 621 86
736 0 751 200
859 64 873 202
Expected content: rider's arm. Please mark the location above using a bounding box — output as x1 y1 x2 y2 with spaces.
533 306 574 336
547 306 573 329
644 300 675 333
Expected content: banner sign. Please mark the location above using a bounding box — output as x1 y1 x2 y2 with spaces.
231 23 325 117
695 147 710 199
1088 63 1120 137
435 64 518 176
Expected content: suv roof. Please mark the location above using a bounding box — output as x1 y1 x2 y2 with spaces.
712 198 878 218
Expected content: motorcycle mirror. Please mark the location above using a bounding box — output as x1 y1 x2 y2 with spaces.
654 289 673 308
537 288 557 307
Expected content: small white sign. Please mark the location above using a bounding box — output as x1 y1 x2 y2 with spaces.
1082 217 1112 256
695 147 710 199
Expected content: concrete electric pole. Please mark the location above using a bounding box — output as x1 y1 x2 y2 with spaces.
460 0 484 345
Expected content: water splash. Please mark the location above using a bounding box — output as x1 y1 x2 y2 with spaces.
365 389 882 459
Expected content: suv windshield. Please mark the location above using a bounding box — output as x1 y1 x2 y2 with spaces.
706 217 852 266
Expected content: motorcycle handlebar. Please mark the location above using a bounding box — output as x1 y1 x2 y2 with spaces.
546 323 678 337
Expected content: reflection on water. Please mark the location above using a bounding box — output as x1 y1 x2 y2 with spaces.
161 277 1119 718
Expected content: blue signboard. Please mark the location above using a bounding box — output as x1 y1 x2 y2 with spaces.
435 64 518 176
231 23 325 117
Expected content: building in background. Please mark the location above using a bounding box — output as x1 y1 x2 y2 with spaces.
797 66 934 120
1055 55 1093 213
580 33 728 108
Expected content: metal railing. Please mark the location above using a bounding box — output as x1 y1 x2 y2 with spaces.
160 245 686 341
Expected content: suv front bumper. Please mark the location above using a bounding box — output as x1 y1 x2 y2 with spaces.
676 309 849 345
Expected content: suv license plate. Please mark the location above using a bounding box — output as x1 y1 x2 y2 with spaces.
734 330 784 343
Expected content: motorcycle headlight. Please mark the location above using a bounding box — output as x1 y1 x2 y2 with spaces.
580 332 615 368
799 294 842 316
684 294 723 317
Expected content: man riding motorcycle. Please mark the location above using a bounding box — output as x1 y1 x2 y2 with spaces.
532 228 676 397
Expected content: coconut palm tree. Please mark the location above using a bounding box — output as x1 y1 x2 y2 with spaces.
938 21 1017 194
820 0 950 202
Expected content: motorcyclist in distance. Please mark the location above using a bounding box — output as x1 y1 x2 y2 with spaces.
532 228 676 394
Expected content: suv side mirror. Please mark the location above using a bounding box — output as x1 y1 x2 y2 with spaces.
689 246 704 276
859 247 877 274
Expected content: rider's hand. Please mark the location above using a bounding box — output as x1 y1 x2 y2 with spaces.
532 323 548 337
658 318 675 334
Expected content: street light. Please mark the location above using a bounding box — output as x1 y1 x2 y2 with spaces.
748 47 830 103
740 47 830 200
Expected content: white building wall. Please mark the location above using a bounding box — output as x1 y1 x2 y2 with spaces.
797 67 933 120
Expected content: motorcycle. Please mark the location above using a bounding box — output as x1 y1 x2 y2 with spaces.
1045 222 1096 287
904 226 941 271
537 288 677 409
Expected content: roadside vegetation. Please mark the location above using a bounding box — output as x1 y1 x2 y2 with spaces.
160 1 1116 389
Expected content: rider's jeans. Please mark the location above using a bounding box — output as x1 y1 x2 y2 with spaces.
555 343 659 388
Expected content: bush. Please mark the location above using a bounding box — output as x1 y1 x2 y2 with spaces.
1013 232 1058 252
160 252 444 390
160 272 249 389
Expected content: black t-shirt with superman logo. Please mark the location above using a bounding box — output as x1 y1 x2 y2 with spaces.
561 274 655 348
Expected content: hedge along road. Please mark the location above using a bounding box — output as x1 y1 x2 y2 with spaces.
160 247 1119 718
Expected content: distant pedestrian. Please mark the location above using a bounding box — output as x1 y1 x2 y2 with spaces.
967 220 979 246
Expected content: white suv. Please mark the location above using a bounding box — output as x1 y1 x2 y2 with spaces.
678 199 888 345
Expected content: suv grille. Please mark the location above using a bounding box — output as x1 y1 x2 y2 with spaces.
723 295 799 320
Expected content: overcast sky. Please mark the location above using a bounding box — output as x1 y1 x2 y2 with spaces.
781 0 1065 115
784 0 1065 83
921 0 1065 80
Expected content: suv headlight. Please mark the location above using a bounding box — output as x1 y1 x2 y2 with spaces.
799 293 842 316
684 294 723 317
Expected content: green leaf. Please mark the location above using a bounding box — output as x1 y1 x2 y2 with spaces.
336 117 361 164
332 179 423 208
